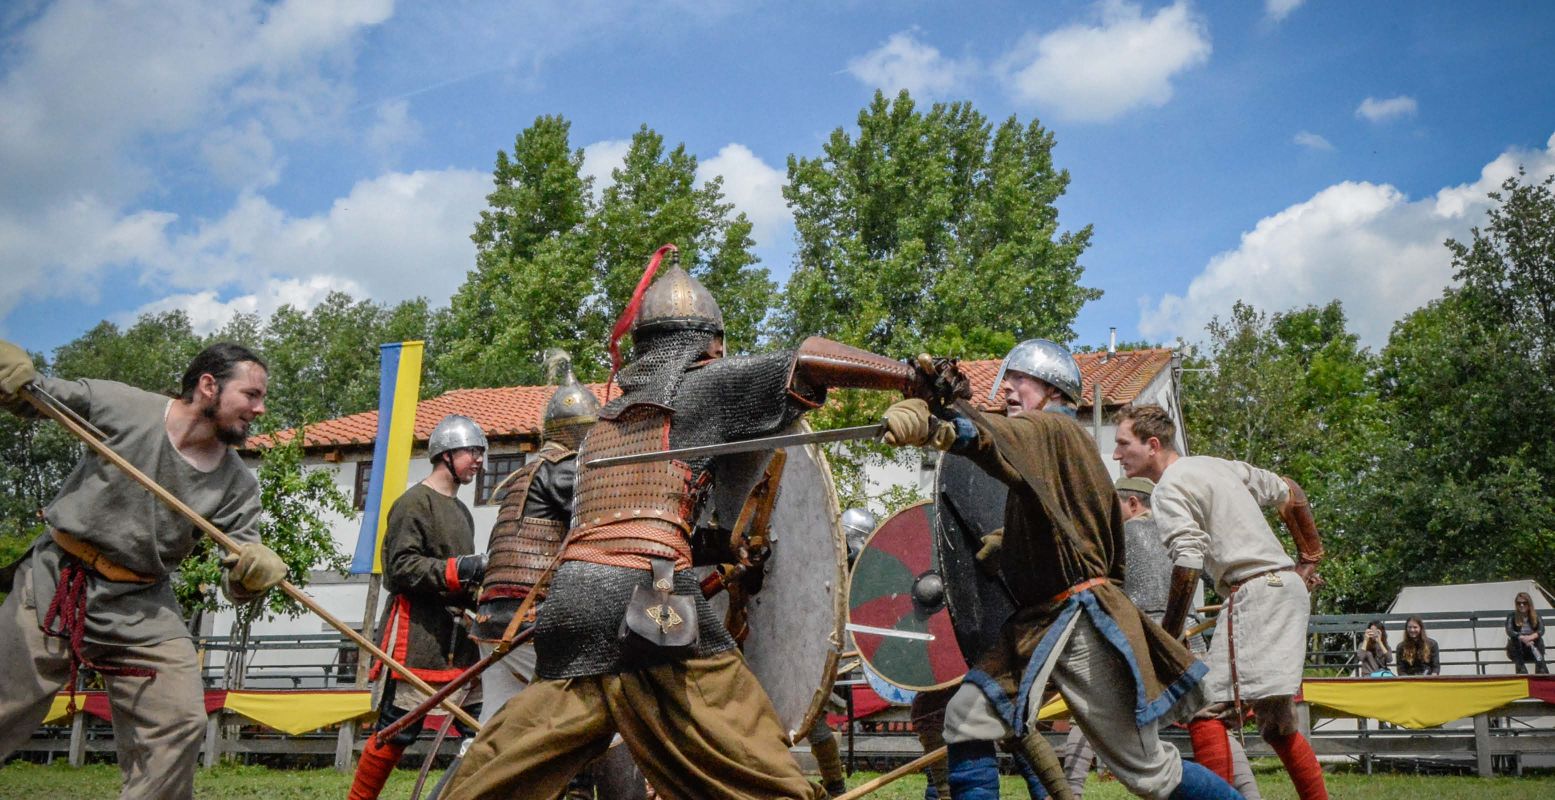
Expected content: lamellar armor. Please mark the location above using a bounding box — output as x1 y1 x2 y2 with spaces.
533 262 929 679
471 353 599 641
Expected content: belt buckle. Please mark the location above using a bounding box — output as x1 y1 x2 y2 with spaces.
1264 571 1284 587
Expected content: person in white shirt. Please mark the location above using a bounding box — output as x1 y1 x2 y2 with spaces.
1113 404 1328 800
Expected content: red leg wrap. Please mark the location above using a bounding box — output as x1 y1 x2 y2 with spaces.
1188 719 1234 784
1266 731 1328 800
348 737 407 800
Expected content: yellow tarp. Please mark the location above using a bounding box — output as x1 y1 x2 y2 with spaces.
1036 695 1069 720
223 691 374 735
42 695 75 726
1301 678 1530 729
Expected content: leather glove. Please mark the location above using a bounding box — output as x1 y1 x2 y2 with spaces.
448 553 486 592
222 542 288 593
881 399 956 450
0 340 37 397
975 528 1004 563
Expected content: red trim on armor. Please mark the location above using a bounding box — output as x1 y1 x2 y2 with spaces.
367 596 467 683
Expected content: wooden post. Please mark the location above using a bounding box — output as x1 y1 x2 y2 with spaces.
336 720 357 772
202 712 223 768
1473 712 1493 777
67 700 87 767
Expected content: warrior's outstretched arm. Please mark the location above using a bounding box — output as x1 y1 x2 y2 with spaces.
790 336 922 394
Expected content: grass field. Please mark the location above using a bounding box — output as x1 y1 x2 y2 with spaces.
0 760 1551 800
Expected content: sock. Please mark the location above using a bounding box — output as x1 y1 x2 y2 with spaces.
348 737 407 800
946 741 1001 800
1168 759 1242 800
1187 719 1234 784
1265 731 1328 800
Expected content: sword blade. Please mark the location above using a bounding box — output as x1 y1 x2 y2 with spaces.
845 622 936 641
582 424 886 468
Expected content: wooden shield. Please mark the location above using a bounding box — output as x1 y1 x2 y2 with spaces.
847 501 966 691
934 453 1018 667
705 423 847 744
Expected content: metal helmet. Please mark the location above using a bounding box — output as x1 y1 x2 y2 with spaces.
427 414 487 461
632 264 723 340
840 507 878 563
541 349 600 444
988 338 1083 404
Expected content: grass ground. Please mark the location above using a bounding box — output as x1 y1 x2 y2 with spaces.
1 760 1551 800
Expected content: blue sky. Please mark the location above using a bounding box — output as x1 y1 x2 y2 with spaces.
3 0 1554 362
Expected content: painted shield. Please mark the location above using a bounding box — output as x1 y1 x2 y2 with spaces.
704 422 847 744
847 501 966 691
934 453 1018 667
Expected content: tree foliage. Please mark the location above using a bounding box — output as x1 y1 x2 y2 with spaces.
436 117 772 388
780 90 1096 511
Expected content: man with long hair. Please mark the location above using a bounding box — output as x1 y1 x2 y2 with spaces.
0 341 287 800
1394 617 1439 676
1507 592 1548 674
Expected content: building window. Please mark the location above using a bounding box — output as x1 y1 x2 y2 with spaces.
476 453 526 506
353 460 373 511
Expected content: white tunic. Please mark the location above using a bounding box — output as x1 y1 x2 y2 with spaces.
1151 456 1293 596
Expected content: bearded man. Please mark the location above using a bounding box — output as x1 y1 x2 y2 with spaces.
0 341 287 800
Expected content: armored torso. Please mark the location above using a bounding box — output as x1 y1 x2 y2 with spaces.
473 441 577 641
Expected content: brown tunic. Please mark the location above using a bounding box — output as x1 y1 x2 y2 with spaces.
374 482 480 681
953 402 1206 728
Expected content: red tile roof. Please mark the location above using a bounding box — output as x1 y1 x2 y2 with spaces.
248 348 1173 452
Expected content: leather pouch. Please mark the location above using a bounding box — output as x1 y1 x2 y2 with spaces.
618 558 698 658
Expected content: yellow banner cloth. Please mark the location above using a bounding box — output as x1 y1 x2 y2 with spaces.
1036 695 1069 720
222 690 373 735
43 695 74 726
1301 678 1530 729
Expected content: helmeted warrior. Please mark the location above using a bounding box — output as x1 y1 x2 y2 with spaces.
465 350 619 799
350 414 489 800
880 339 1242 800
442 246 932 800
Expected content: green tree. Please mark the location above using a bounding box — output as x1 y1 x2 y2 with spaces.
437 115 599 389
779 90 1095 510
1179 300 1385 611
437 117 773 387
252 292 434 430
1336 171 1555 609
51 312 207 393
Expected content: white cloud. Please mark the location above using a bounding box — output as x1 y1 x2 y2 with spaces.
1265 0 1306 23
0 169 489 330
125 275 364 335
698 144 791 247
1139 132 1555 347
0 0 393 212
365 99 423 163
1356 95 1418 123
998 0 1210 123
581 139 632 201
845 30 975 100
1293 131 1334 151
202 120 283 190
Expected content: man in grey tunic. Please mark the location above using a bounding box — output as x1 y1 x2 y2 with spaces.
0 341 288 800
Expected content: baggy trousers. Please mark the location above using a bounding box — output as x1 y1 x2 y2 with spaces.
944 614 1184 800
0 561 206 800
441 649 825 800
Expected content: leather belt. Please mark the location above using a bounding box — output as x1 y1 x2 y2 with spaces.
50 529 156 584
1048 576 1109 606
1225 566 1290 596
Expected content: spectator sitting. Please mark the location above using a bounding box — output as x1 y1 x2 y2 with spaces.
1394 616 1440 676
1506 591 1549 675
1357 620 1393 677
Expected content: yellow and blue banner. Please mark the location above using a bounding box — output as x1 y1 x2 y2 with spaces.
351 341 424 574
